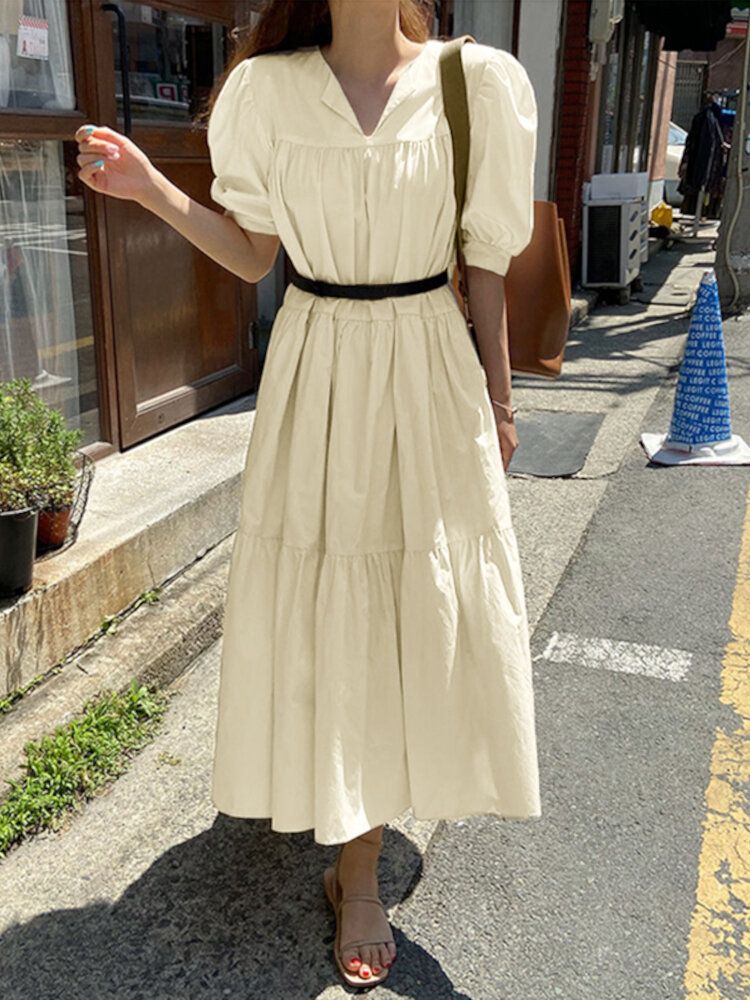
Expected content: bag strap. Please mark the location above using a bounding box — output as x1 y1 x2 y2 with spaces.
438 35 476 313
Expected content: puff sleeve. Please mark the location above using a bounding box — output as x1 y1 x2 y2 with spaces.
460 48 538 277
207 58 278 235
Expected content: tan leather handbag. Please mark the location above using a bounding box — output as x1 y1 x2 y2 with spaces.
438 35 571 379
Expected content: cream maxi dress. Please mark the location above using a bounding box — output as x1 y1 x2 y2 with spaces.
206 37 541 845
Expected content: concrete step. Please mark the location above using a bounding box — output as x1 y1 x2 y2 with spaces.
0 394 256 701
0 533 233 796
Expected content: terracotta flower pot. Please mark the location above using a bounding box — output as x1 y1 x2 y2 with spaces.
37 506 73 550
0 507 38 598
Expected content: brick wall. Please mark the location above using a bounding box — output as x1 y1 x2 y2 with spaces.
554 0 595 284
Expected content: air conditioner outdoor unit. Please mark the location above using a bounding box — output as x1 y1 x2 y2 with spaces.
582 195 642 289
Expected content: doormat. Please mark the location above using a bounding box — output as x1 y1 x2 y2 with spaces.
507 409 606 478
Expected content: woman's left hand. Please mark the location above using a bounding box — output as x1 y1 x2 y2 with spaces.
493 409 519 472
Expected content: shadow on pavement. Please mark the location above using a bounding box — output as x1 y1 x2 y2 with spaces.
0 814 474 1000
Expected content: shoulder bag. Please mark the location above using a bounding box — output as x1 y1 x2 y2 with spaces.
438 35 572 379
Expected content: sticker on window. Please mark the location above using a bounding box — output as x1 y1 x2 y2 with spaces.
16 15 49 61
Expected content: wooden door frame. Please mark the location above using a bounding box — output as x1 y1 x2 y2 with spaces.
1 0 258 458
0 0 121 457
89 0 255 448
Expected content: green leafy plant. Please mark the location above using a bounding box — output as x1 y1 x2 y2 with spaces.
0 378 83 514
0 681 169 856
0 460 40 513
34 405 82 511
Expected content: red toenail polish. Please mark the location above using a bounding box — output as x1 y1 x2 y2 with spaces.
373 966 381 973
361 970 370 978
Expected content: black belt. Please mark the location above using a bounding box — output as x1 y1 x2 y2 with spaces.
289 268 449 300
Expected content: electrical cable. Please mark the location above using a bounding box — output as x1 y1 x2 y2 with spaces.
723 22 750 310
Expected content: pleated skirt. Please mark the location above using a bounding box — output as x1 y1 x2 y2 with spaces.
211 282 541 845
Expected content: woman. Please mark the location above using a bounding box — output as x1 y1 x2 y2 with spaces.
74 0 541 988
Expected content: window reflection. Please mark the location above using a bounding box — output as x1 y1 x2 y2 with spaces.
598 26 620 174
0 139 99 445
112 2 226 124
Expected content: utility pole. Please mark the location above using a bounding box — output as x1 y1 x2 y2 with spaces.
715 20 750 314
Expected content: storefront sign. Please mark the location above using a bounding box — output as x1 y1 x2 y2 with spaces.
156 82 179 102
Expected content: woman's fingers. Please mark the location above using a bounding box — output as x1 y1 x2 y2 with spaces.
77 137 121 157
76 147 119 167
73 122 157 203
75 124 124 173
76 153 115 169
75 125 123 189
86 124 129 147
74 123 97 143
77 160 109 192
74 123 128 147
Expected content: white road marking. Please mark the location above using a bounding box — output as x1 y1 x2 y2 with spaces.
535 631 692 682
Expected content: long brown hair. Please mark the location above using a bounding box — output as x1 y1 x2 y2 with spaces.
196 0 432 125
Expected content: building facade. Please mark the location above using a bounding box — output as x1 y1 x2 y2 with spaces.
0 1 736 460
1 0 260 457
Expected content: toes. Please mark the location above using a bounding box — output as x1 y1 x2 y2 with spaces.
358 960 372 980
378 943 392 969
342 948 362 973
386 941 398 964
359 945 374 971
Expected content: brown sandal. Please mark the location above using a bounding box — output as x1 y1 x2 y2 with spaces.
323 850 395 988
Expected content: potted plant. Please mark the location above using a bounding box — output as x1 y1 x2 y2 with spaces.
0 382 39 596
0 379 47 597
0 379 83 593
33 406 83 550
0 461 41 597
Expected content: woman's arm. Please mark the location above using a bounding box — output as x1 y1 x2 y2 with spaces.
75 123 280 285
464 263 518 471
454 47 537 474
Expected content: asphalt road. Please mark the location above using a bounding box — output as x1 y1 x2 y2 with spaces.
388 312 750 1000
0 277 748 1000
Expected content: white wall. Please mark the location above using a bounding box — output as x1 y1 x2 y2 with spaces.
452 0 515 48
517 0 565 201
453 0 565 202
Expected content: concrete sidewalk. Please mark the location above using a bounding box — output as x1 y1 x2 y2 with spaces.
509 233 714 628
0 235 725 1000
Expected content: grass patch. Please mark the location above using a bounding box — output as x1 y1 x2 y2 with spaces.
0 680 169 858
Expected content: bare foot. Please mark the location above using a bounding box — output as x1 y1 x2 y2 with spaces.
327 826 397 980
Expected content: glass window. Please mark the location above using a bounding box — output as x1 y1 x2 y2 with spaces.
631 28 656 172
597 28 621 174
0 139 99 445
111 2 227 124
0 0 75 111
617 18 638 171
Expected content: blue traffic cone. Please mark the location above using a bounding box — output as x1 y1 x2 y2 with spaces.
666 269 732 449
640 268 750 465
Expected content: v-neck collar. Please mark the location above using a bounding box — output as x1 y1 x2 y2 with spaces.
316 40 435 139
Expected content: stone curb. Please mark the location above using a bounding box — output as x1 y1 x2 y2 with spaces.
0 535 234 801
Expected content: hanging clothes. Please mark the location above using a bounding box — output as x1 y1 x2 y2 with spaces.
677 103 726 201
